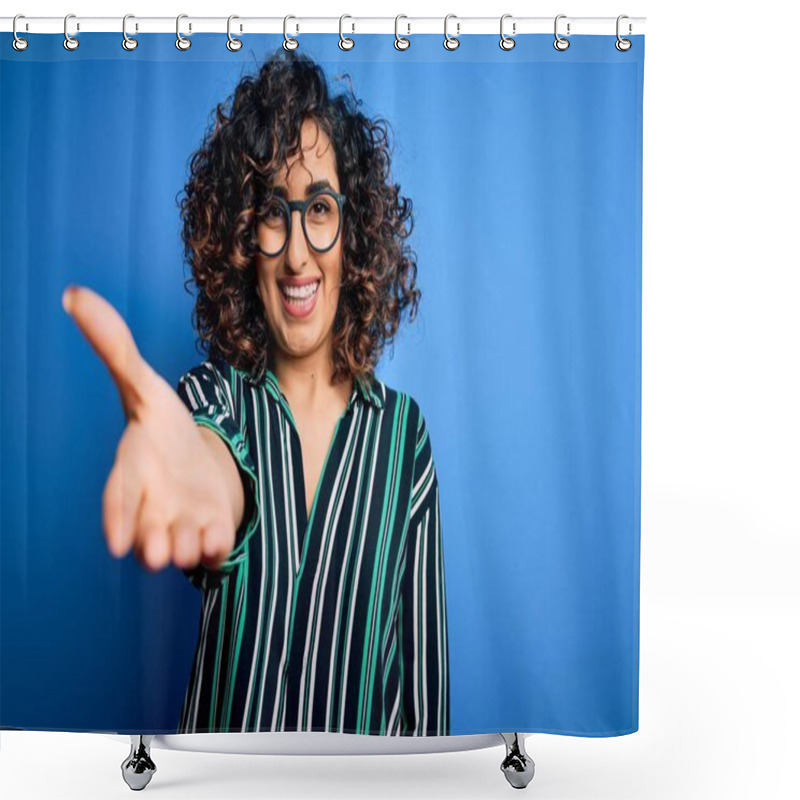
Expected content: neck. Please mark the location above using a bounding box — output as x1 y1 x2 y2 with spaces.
271 341 352 413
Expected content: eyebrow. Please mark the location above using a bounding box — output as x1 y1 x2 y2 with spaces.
271 179 334 198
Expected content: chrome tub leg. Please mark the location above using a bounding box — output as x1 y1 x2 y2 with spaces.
121 734 156 790
500 732 535 789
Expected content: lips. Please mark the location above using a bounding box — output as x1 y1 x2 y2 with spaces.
278 278 320 318
278 276 320 288
279 279 320 299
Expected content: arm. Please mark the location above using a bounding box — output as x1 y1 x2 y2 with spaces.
197 426 245 536
399 407 451 735
176 361 261 589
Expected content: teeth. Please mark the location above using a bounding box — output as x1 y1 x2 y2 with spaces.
281 281 319 300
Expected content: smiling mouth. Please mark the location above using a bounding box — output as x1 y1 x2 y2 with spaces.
279 279 320 304
278 279 321 316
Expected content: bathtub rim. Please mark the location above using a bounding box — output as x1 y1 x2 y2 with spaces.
101 731 533 756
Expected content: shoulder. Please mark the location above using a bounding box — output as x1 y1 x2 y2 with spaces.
373 379 428 442
177 356 238 408
186 352 248 387
370 377 417 413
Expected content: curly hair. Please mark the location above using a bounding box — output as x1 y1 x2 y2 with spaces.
177 48 421 390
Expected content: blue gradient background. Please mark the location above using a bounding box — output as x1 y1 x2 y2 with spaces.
0 32 644 735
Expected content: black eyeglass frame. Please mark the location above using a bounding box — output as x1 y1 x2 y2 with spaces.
254 189 347 258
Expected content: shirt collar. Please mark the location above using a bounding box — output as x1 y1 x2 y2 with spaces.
241 364 384 410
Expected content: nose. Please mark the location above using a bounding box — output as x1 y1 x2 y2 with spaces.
285 206 310 271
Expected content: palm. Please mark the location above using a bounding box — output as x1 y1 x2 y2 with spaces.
62 285 236 572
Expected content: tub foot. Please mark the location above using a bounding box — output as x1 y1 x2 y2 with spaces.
121 735 157 790
499 733 535 789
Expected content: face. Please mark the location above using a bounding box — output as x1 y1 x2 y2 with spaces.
254 117 344 366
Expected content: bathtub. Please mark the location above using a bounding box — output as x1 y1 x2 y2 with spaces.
101 731 536 790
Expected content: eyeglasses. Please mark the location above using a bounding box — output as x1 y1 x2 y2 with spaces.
255 189 346 258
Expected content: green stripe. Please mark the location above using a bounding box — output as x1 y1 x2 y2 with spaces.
357 393 405 731
223 559 248 729
209 585 227 730
366 395 410 733
328 406 378 731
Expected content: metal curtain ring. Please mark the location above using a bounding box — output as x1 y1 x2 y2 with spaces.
64 13 79 50
394 15 410 50
12 14 29 51
283 15 299 51
227 15 242 51
553 14 570 51
176 14 191 50
444 13 460 51
616 14 632 51
339 15 354 50
122 14 138 51
499 14 515 50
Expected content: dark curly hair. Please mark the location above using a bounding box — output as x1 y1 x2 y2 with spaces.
177 48 421 390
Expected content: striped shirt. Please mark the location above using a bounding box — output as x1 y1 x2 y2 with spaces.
174 356 450 736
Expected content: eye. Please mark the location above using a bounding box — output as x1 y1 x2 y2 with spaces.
308 197 333 218
260 200 286 221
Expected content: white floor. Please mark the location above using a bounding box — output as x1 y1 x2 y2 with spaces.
2 598 797 799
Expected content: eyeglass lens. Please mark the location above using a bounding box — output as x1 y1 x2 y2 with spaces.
258 191 341 256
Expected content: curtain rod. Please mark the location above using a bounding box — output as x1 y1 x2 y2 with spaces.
1 16 646 36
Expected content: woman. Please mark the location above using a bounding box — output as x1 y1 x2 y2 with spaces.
62 50 449 736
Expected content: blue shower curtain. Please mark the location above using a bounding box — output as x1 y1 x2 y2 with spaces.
0 31 644 736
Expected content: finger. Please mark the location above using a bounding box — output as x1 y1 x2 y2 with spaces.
102 423 152 557
102 453 145 559
200 519 235 569
62 285 152 419
134 490 172 572
169 516 203 570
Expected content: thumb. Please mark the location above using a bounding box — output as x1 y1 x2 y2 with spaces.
62 285 154 419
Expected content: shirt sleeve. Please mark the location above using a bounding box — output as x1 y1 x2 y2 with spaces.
175 360 261 591
399 405 451 735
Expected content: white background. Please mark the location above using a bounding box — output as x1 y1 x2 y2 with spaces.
2 1 799 798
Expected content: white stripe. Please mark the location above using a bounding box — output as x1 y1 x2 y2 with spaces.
302 405 363 728
218 365 236 413
411 509 426 734
409 455 433 521
434 486 445 733
359 393 405 732
256 388 284 732
387 675 401 735
285 418 300 572
269 406 297 730
338 410 384 730
360 394 408 726
241 385 269 732
227 557 247 725
190 586 219 732
420 507 429 735
185 373 206 410
324 405 378 728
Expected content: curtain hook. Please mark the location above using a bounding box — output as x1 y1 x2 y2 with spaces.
64 13 79 51
122 14 138 51
394 15 410 50
283 15 299 51
444 13 460 51
12 14 29 51
499 14 516 51
339 15 354 50
554 14 570 51
616 14 632 51
227 15 242 51
176 14 191 50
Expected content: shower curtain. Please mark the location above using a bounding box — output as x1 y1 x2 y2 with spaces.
0 29 644 737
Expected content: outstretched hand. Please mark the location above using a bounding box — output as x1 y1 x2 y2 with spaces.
62 285 239 573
